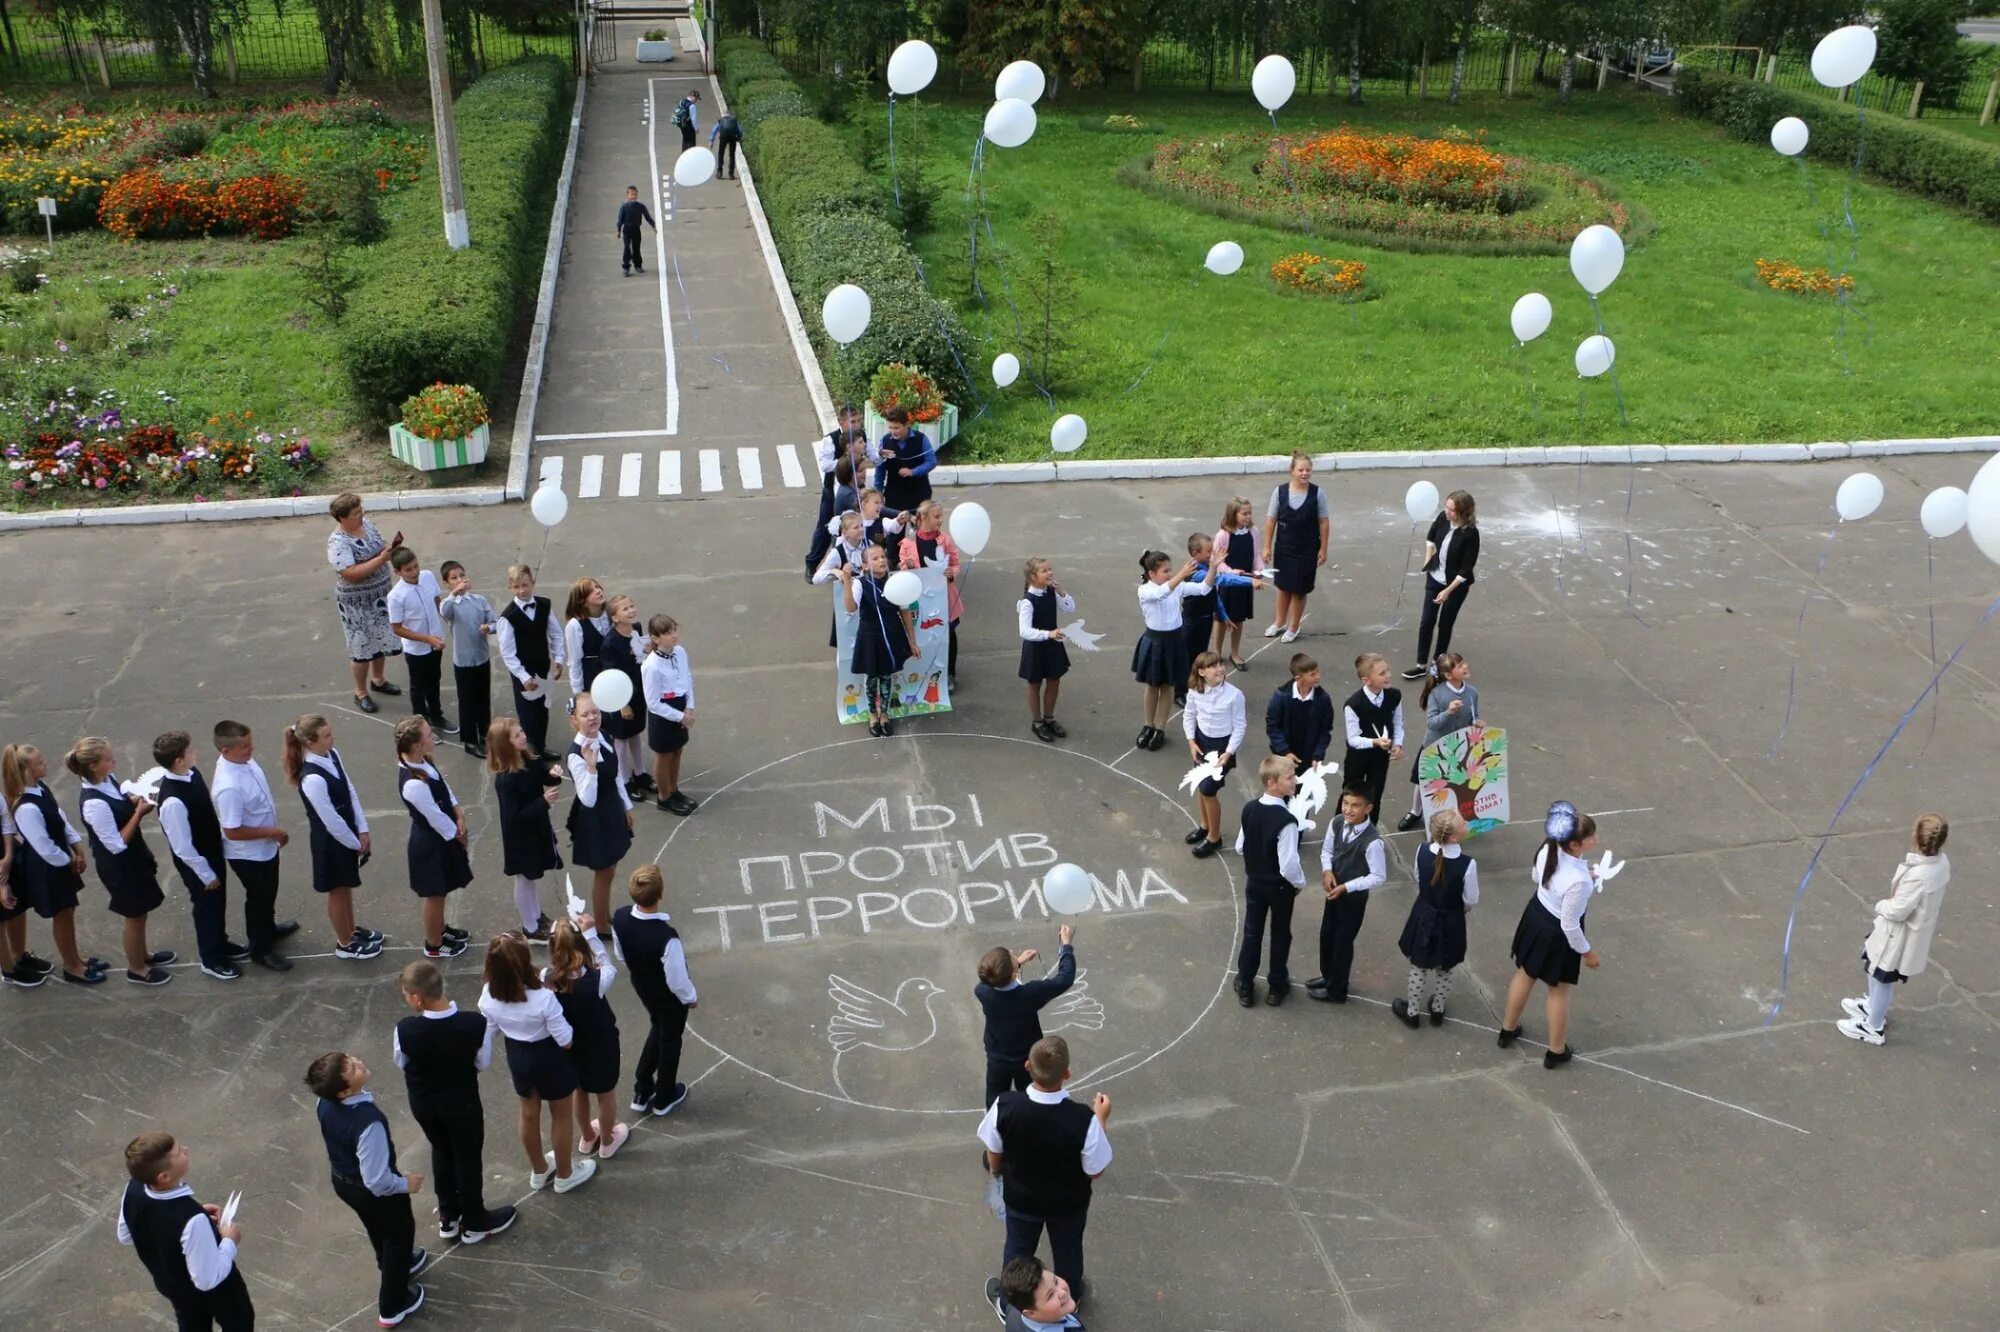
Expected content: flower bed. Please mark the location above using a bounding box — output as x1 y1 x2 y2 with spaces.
401 382 491 440
1270 252 1371 299
4 398 322 500
99 166 306 240
1286 127 1518 211
1755 258 1854 298
867 362 945 425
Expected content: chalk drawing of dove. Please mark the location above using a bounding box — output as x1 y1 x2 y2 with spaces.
826 975 945 1100
1061 620 1104 652
1043 966 1105 1033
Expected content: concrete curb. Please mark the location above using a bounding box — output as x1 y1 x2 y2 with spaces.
509 75 590 503
0 488 507 532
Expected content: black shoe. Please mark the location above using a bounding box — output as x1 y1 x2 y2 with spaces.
1043 719 1067 738
200 961 242 981
356 693 380 714
253 951 295 972
882 718 896 737
17 952 53 974
1185 827 1207 845
429 715 458 736
126 966 172 987
1031 720 1056 742
1391 998 1422 1029
1135 725 1155 749
224 941 253 961
1265 984 1288 1007
408 1246 430 1275
868 720 885 738
147 949 177 966
1148 728 1168 751
1396 812 1424 833
62 967 107 985
1191 839 1221 859
1401 665 1429 680
1173 694 1187 710
1429 1005 1446 1027
370 680 403 697
1544 1045 1574 1069
378 1283 425 1328
1497 1026 1522 1048
85 955 109 973
442 924 468 941
650 1082 688 1116
1305 983 1341 1003
653 795 675 811
1236 984 1256 1008
985 1275 1007 1322
272 920 301 940
3 963 47 988
461 1205 517 1243
464 741 483 757
666 791 699 816
634 263 644 273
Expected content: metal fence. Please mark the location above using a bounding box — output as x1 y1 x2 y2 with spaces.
1678 44 2000 123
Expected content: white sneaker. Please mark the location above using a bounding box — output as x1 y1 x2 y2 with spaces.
1836 1017 1885 1046
552 1156 598 1193
1840 996 1883 1026
528 1150 556 1191
1262 623 1281 638
1281 629 1299 644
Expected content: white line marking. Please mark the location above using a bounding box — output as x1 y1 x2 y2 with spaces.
659 450 682 496
535 428 678 442
699 449 723 492
736 447 763 490
776 443 807 487
645 78 681 435
578 454 604 499
538 455 563 489
618 452 642 497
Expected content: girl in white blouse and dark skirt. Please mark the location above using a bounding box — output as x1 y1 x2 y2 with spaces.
1017 558 1075 743
283 714 384 962
478 934 596 1194
1181 652 1246 859
1131 550 1217 752
393 718 473 961
1499 802 1601 1069
1394 810 1479 1028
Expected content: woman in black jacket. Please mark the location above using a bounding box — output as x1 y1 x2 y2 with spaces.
1404 490 1480 681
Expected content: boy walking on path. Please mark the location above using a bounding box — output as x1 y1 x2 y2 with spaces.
616 186 655 277
672 89 699 152
708 112 742 178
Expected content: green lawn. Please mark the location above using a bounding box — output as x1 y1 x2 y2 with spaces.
879 86 2000 460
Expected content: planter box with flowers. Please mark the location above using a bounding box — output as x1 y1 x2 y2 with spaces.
637 29 676 62
863 362 958 452
391 383 491 472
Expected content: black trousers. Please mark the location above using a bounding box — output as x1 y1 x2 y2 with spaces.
983 1057 1031 1108
406 651 443 722
412 1100 492 1232
331 1176 415 1320
1003 1209 1089 1300
454 662 491 748
1315 889 1371 999
633 993 688 1104
1416 581 1469 666
1237 882 1298 989
227 857 280 957
678 122 696 150
188 875 229 968
949 620 960 681
512 680 550 756
717 136 739 174
620 226 642 270
167 1278 255 1331
806 479 837 573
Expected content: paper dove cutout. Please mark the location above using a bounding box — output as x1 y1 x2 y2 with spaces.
564 873 586 922
122 766 169 802
1292 760 1339 820
1179 751 1228 797
220 1190 241 1227
1061 620 1103 652
1593 850 1625 889
923 551 950 571
1257 567 1280 579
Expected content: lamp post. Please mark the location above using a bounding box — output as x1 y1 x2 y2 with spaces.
419 0 469 249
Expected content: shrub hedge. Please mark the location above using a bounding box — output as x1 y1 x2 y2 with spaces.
1674 67 2000 223
338 57 572 417
737 87 814 136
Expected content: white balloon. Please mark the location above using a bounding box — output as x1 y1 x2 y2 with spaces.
886 39 937 96
1574 335 1616 378
1569 225 1625 296
995 59 1046 105
530 485 568 528
1920 486 1969 540
1204 241 1244 276
882 570 923 607
1966 453 2000 567
821 283 871 346
1041 863 1094 915
1049 413 1087 454
672 145 716 187
1251 54 1295 112
1811 24 1877 90
1834 471 1884 522
589 669 633 714
1404 480 1440 524
984 98 1037 149
1770 116 1809 157
1510 292 1552 344
948 501 992 556
992 352 1021 387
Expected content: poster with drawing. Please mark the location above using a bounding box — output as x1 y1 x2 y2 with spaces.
1416 723 1509 836
832 568 953 724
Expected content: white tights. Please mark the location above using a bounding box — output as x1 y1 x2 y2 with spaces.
614 736 646 789
514 875 544 931
1865 975 1895 1029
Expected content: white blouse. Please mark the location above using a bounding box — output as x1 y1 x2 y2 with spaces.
642 646 694 720
1182 681 1247 753
398 760 459 841
566 736 631 811
477 984 574 1045
301 750 369 850
1532 846 1595 954
1136 577 1208 632
1016 586 1077 641
15 784 80 866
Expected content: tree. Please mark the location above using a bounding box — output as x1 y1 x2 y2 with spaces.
962 0 1140 96
311 0 372 91
1875 0 1976 108
1013 208 1079 392
99 0 251 96
1716 0 1862 61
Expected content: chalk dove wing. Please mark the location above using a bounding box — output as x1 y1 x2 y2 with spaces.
1044 966 1106 1033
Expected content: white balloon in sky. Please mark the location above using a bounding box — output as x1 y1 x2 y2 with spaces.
1251 54 1295 111
1811 25 1877 89
886 40 938 95
995 60 1046 105
984 98 1037 149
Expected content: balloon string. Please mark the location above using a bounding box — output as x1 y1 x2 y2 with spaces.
1768 517 1840 757
965 133 987 306
887 93 902 215
1376 519 1419 633
670 246 736 378
1829 84 1872 375
960 132 1051 412
1584 292 1628 424
1515 340 1539 426
1918 539 1939 759
1122 271 1199 395
1266 109 1314 237
1766 590 2000 1023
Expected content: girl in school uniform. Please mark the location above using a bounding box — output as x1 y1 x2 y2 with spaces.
282 714 383 962
1017 558 1075 743
478 933 595 1194
392 717 474 960
640 615 698 815
1394 809 1480 1028
838 544 917 739
1499 803 1601 1069
1182 651 1246 859
566 695 635 927
898 500 964 689
856 488 908 551
65 738 172 986
0 799 42 988
1404 490 1480 681
1261 453 1330 645
813 511 871 647
596 594 651 800
1398 653 1479 833
2 743 99 983
544 916 628 1160
1213 496 1263 670
487 718 563 942
562 578 609 699
1132 550 1216 751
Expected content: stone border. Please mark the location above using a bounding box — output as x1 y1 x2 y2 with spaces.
508 73 591 502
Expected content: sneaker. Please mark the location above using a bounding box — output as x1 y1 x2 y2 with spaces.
423 937 468 959
599 1123 631 1159
407 1247 430 1276
223 941 253 961
4 963 47 988
552 1157 598 1193
1262 623 1282 638
126 967 172 986
147 950 178 966
199 962 242 982
460 1206 517 1244
1401 664 1429 680
1396 812 1424 832
1837 1017 1885 1046
85 956 109 972
438 1218 460 1241
985 1276 1007 1322
1840 996 1884 1028
18 952 54 974
429 716 459 736
528 1150 557 1190
1281 629 1299 644
360 926 386 945
335 935 381 961
442 925 469 943
629 1095 652 1114
62 967 106 985
377 1284 425 1329
650 1082 688 1117
1043 718 1067 738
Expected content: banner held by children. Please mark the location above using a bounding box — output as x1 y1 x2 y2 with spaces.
1416 723 1509 836
833 568 953 724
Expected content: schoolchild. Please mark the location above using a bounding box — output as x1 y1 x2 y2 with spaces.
1394 810 1479 1027
494 565 566 761
1181 652 1245 859
393 960 517 1245
282 714 382 962
67 737 172 985
1017 558 1075 743
393 717 473 961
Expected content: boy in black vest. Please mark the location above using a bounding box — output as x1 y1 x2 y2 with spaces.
154 730 248 982
1264 653 1334 776
985 1254 1086 1331
305 1050 428 1328
1341 652 1404 825
496 564 566 762
975 923 1077 1108
978 1035 1113 1304
117 1131 253 1331
611 864 699 1117
1233 755 1306 1007
1307 788 1388 1004
394 960 517 1246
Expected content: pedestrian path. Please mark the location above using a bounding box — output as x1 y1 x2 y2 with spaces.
537 439 814 499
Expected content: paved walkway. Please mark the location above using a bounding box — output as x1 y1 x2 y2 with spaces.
532 39 821 503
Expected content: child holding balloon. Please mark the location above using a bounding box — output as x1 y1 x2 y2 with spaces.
898 500 963 690
595 595 650 801
1133 550 1216 751
839 547 917 739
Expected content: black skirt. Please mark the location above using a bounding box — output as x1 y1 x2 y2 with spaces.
1219 582 1254 624
21 859 82 918
495 769 563 881
409 834 474 899
1131 626 1190 687
104 873 165 919
1191 729 1237 796
310 827 362 894
568 795 633 871
1274 550 1318 596
1510 895 1583 987
1399 901 1468 971
505 1035 580 1100
647 712 689 755
851 600 913 677
1018 638 1069 683
559 989 623 1095
1861 942 1909 986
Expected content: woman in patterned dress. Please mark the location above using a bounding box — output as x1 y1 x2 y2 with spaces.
326 492 405 714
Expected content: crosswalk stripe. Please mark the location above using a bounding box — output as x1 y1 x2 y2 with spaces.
539 455 563 489
736 447 763 491
776 443 807 488
698 449 722 492
658 450 681 496
618 452 642 497
578 454 604 499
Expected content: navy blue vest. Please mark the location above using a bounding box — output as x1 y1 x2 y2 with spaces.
317 1095 395 1183
396 1009 488 1111
122 1181 245 1310
158 770 224 892
1026 587 1059 632
301 750 358 842
80 783 158 896
1239 798 1298 892
573 616 606 689
502 598 552 678
611 907 682 1011
994 1093 1094 1217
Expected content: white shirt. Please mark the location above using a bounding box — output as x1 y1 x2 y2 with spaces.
478 984 574 1045
1343 687 1406 748
1422 842 1481 906
115 1183 238 1291
976 1084 1113 1175
811 536 868 583
13 783 80 866
1431 526 1455 585
1533 846 1595 954
1182 681 1247 753
564 613 612 697
155 771 216 885
495 597 565 698
299 750 369 851
398 760 459 840
642 646 694 722
541 926 618 997
386 569 445 656
211 757 279 863
79 776 133 853
1016 586 1076 641
1318 821 1388 891
391 1001 497 1071
1233 794 1306 887
813 428 878 476
566 736 631 811
612 907 699 1004
1136 577 1207 632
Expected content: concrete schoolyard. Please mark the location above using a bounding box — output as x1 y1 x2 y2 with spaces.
1 451 1997 1331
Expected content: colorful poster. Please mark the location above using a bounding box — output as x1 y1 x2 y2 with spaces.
1416 723 1509 836
833 569 953 725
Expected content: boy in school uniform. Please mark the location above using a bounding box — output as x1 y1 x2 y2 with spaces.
117 1131 254 1331
873 405 936 515
393 961 517 1246
985 1255 1086 1331
438 561 497 759
212 721 295 973
1306 788 1387 1004
807 404 869 578
154 731 247 982
387 548 455 737
615 185 654 276
610 864 699 1118
1342 653 1404 825
979 1035 1112 1305
708 110 744 178
305 1051 429 1328
974 924 1077 1107
495 565 566 763
1233 755 1306 1007
1264 654 1334 776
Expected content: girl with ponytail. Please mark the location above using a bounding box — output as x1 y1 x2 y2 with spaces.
1393 810 1479 1028
1499 801 1601 1068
